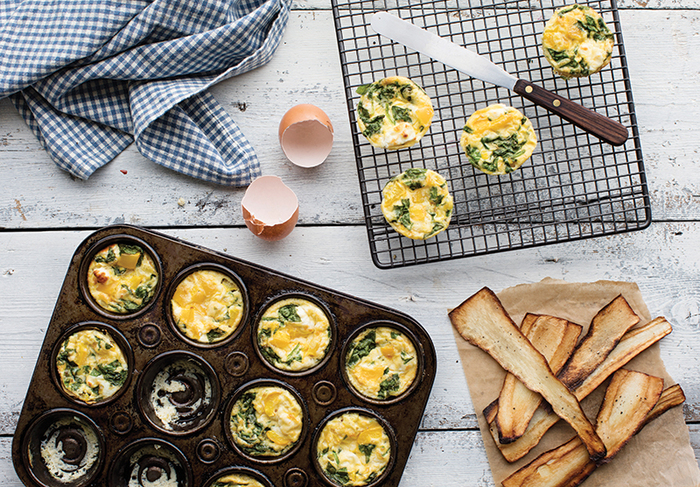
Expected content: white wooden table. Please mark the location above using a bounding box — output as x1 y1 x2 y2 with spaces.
1 0 699 485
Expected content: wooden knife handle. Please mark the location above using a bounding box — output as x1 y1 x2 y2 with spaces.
513 79 629 146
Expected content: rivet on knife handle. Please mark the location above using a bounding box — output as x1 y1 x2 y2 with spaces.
513 80 628 146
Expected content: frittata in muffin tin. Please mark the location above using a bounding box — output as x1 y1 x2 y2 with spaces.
542 4 614 79
316 412 392 487
256 297 332 372
355 76 434 150
170 269 245 344
229 385 304 457
86 243 159 314
345 326 418 401
380 168 453 240
459 104 537 175
55 328 128 404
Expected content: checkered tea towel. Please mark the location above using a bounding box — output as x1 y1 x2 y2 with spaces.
0 0 291 186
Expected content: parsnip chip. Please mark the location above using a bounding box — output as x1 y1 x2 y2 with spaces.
449 287 606 461
496 315 582 443
490 316 672 462
558 295 640 390
502 370 671 487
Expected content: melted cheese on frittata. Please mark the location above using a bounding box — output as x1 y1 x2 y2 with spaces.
459 104 537 175
55 329 128 404
380 168 453 240
542 4 614 79
356 76 433 150
345 327 418 400
257 298 332 371
87 243 158 314
171 269 245 343
230 386 303 457
316 412 391 486
212 473 266 487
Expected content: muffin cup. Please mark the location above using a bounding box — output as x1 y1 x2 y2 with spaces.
21 408 105 487
223 378 308 464
311 407 397 487
79 235 162 320
340 321 424 405
107 438 192 487
253 292 336 376
202 466 274 487
136 351 220 436
165 262 249 348
51 322 133 407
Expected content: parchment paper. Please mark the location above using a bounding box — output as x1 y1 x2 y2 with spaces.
451 278 700 487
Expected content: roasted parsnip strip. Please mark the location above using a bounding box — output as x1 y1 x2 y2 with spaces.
558 295 640 390
496 315 582 443
449 288 606 461
502 371 672 487
490 316 672 462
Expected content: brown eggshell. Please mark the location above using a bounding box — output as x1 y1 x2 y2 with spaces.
279 104 334 168
241 176 299 241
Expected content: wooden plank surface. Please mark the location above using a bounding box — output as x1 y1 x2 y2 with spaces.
1 0 699 486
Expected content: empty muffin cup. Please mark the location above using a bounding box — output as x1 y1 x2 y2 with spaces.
22 409 104 487
80 235 162 318
342 322 422 404
313 408 395 487
255 294 334 374
108 438 192 487
167 263 248 347
224 379 307 462
136 351 220 435
52 323 132 406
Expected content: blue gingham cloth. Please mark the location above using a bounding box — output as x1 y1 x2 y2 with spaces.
0 0 291 185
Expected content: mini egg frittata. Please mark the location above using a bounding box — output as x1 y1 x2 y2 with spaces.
356 76 434 150
316 412 391 486
257 298 332 372
211 473 266 487
380 168 453 240
459 104 537 175
542 4 614 79
229 386 303 457
345 327 418 400
87 243 158 314
171 269 245 344
55 329 128 404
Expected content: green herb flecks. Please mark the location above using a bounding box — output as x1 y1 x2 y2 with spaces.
357 102 385 138
324 463 350 486
576 14 612 42
392 198 413 230
359 443 376 463
399 167 427 190
278 304 301 323
391 105 413 123
347 329 377 367
378 373 401 399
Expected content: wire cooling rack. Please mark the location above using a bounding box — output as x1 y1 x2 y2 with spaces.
331 0 651 269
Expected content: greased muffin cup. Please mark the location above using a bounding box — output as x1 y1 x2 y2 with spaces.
12 225 436 487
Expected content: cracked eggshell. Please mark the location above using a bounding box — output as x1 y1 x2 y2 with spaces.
241 176 299 241
279 104 334 168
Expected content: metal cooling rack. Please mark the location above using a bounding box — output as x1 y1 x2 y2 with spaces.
331 0 651 269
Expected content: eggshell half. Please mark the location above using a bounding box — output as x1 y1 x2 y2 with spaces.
241 176 299 241
279 104 334 168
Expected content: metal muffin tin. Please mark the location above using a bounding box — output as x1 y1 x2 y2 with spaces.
12 224 437 487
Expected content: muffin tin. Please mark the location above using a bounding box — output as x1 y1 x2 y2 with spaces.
12 225 437 487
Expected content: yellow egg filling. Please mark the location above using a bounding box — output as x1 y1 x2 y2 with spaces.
380 168 453 240
542 4 614 79
171 269 245 343
459 104 537 175
345 326 418 400
229 385 303 457
316 412 391 486
355 76 434 150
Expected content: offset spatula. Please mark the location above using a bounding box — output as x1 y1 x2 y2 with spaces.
371 12 629 146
